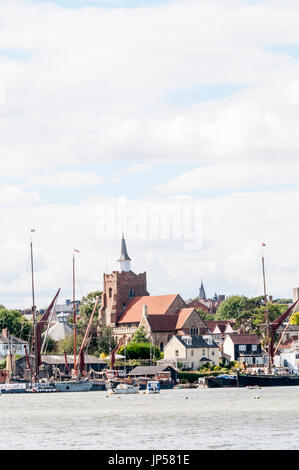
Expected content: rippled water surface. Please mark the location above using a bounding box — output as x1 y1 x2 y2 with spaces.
0 387 299 449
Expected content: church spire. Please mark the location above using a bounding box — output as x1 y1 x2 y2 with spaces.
199 280 206 300
117 233 131 272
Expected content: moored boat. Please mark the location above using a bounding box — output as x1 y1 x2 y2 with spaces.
109 383 139 394
54 380 93 392
146 380 160 394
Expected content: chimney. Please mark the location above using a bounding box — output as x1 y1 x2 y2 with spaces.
142 305 148 317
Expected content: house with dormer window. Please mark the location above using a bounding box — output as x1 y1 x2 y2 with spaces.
222 334 265 367
162 334 219 370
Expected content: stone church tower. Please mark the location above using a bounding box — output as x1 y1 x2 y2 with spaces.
99 235 149 327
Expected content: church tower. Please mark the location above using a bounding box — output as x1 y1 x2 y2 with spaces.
99 235 149 327
118 234 131 272
199 280 206 300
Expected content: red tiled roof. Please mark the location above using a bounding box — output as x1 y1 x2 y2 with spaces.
117 294 180 324
228 334 261 345
146 308 196 332
175 308 195 329
147 315 178 331
278 337 298 349
187 300 209 311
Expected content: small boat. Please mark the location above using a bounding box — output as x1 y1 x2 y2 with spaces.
146 381 160 394
54 380 93 392
109 383 139 394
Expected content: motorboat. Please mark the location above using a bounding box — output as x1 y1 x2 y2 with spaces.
109 383 139 394
146 381 160 394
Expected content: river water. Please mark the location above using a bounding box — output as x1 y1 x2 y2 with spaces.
0 387 298 450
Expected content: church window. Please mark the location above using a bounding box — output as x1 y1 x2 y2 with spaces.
167 335 172 343
109 288 113 298
190 327 198 335
159 342 164 352
129 289 134 298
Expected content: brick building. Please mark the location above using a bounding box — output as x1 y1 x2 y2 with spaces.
98 236 209 350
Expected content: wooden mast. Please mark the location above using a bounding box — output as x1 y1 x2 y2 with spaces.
73 252 77 374
30 230 39 382
261 243 271 370
73 249 80 375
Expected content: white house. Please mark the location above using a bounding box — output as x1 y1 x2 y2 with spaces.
0 329 28 358
222 334 265 367
274 337 299 373
162 335 220 370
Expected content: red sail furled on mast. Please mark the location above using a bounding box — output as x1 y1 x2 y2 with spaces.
36 288 61 367
110 335 126 371
269 299 299 363
78 297 100 375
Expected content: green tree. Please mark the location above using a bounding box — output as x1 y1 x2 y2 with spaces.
215 295 264 321
97 325 116 356
131 325 149 343
57 333 84 354
77 290 102 331
0 308 32 341
120 342 160 360
196 308 214 322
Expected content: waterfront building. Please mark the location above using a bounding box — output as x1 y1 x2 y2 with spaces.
0 329 28 359
15 354 107 379
43 312 74 342
222 334 265 367
128 365 178 384
274 337 299 373
162 334 219 370
204 320 235 344
98 236 209 350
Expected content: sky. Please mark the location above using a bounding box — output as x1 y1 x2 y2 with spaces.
0 0 299 309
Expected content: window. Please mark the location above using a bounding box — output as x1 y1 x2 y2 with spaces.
239 345 246 351
190 327 198 335
202 350 206 356
252 345 257 351
160 342 164 352
211 350 215 356
191 350 194 356
109 288 113 298
167 335 172 343
129 289 134 298
175 350 179 357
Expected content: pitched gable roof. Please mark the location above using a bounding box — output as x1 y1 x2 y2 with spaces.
176 335 218 349
228 334 261 345
175 308 195 329
205 321 234 333
117 294 182 324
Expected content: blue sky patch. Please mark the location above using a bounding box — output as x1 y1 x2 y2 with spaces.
163 82 249 106
34 0 174 9
263 44 299 59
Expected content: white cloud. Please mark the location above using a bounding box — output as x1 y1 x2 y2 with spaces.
0 0 299 175
0 1 298 307
0 189 298 308
26 170 104 187
156 161 299 193
0 185 40 206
